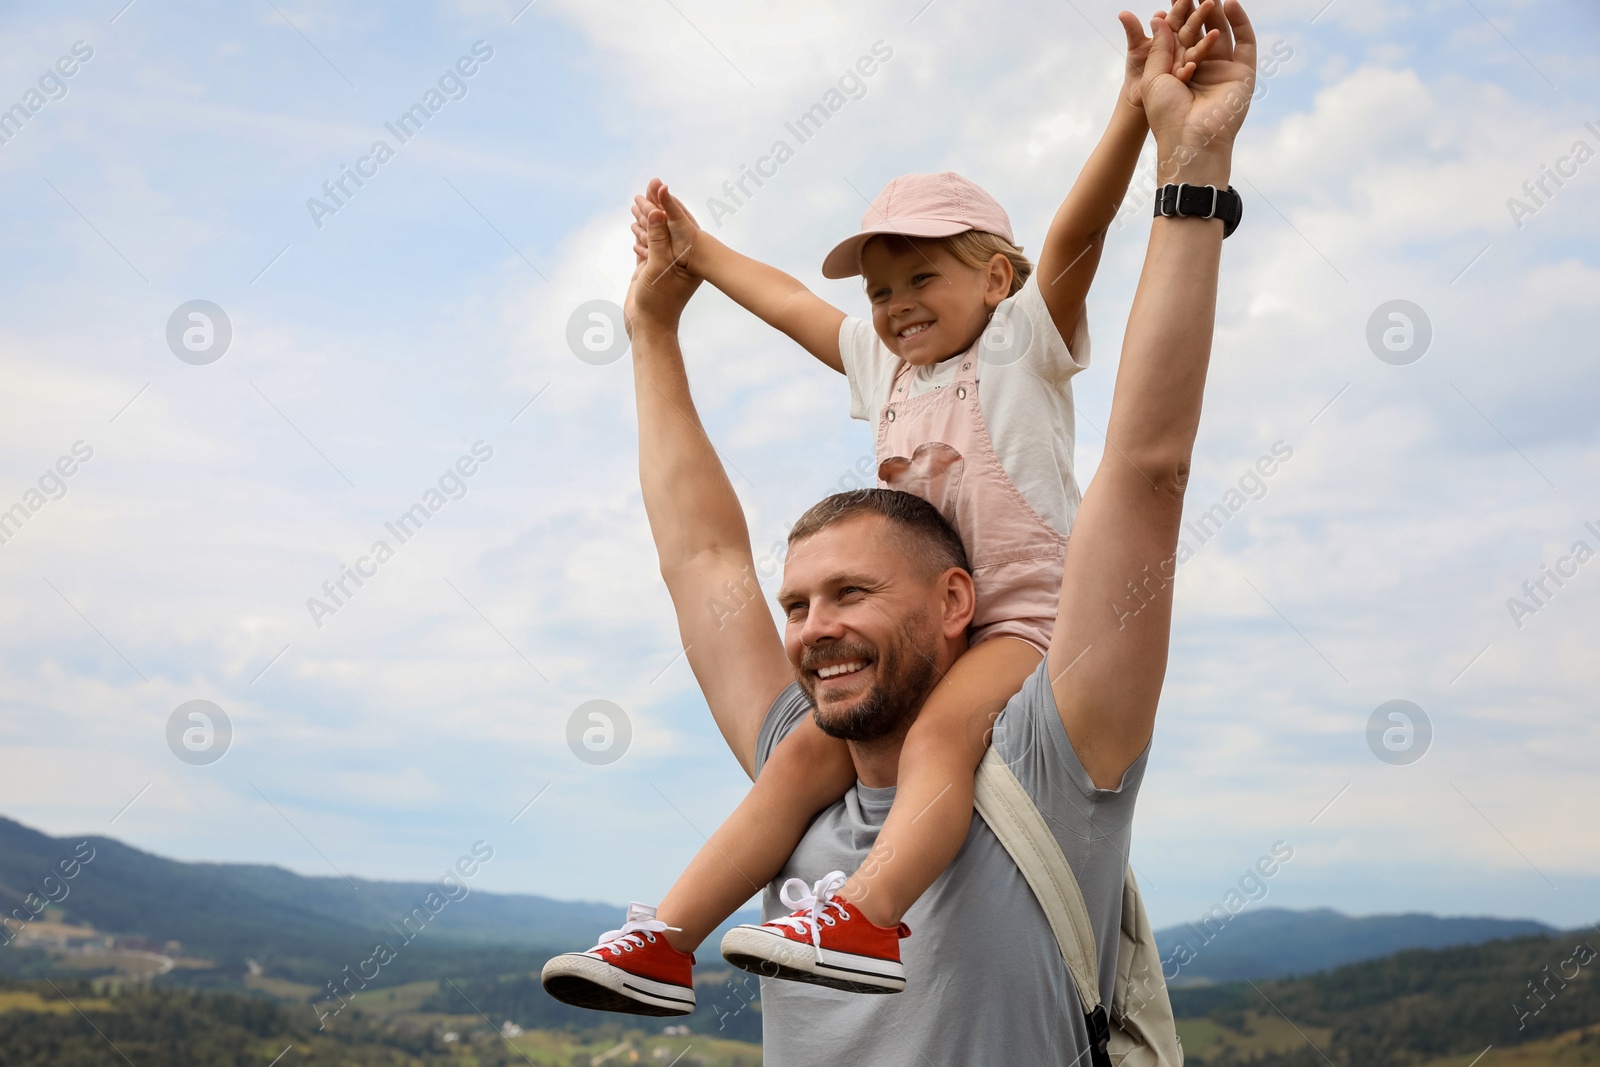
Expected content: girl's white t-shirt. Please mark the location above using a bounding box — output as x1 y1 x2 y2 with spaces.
837 273 1091 537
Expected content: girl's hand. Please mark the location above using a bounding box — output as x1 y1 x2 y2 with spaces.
1142 0 1256 156
1119 0 1220 110
631 178 703 274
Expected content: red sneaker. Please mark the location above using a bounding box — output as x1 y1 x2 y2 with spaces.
540 903 696 1016
719 871 910 994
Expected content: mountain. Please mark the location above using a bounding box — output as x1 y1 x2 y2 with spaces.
1 813 1560 994
0 815 753 987
1155 905 1557 983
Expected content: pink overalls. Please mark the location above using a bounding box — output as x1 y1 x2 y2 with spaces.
874 350 1067 654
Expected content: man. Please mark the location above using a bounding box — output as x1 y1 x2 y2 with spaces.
621 5 1256 1061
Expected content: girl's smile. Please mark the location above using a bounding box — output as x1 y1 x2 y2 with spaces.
862 237 1012 367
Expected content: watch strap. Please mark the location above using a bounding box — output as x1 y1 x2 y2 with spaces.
1154 183 1242 238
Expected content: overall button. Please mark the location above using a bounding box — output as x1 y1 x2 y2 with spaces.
956 386 968 399
886 409 896 422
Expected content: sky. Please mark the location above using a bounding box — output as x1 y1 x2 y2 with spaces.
1 0 1597 937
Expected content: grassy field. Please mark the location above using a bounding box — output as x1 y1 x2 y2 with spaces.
342 979 447 1022
242 973 321 1000
1412 1026 1600 1067
1177 1009 1334 1060
0 989 115 1016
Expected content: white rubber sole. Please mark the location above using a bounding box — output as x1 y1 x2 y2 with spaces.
720 925 906 994
540 952 696 1017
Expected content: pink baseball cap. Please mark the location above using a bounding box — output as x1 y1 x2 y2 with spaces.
821 171 1014 280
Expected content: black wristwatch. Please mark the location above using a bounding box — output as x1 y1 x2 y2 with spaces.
1154 183 1242 238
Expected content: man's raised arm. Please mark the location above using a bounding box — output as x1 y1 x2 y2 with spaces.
1046 1 1257 788
626 207 793 779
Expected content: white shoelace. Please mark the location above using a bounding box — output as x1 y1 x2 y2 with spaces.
589 902 679 958
772 870 851 956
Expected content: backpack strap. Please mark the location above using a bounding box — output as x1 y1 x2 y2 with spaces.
973 746 1102 1015
976 748 1185 1067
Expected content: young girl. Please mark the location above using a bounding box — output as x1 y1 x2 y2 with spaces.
542 2 1219 1016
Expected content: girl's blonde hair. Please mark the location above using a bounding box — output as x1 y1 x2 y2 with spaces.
941 230 1032 296
868 231 1033 296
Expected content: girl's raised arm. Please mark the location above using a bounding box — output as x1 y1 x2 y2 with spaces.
631 180 848 374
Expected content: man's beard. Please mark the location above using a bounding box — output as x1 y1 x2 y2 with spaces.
801 610 940 743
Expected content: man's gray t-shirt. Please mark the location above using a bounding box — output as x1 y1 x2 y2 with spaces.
752 657 1148 1066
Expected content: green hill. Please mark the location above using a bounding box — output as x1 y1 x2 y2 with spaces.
1173 930 1600 1065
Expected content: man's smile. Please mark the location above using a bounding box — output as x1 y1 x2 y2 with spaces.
816 659 868 679
807 654 877 697
815 662 872 692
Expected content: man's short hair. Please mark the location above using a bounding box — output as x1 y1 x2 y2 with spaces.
787 489 969 581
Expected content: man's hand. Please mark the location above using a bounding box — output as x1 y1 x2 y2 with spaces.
624 205 702 337
1141 0 1256 159
625 195 792 780
631 178 704 276
1118 0 1221 111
